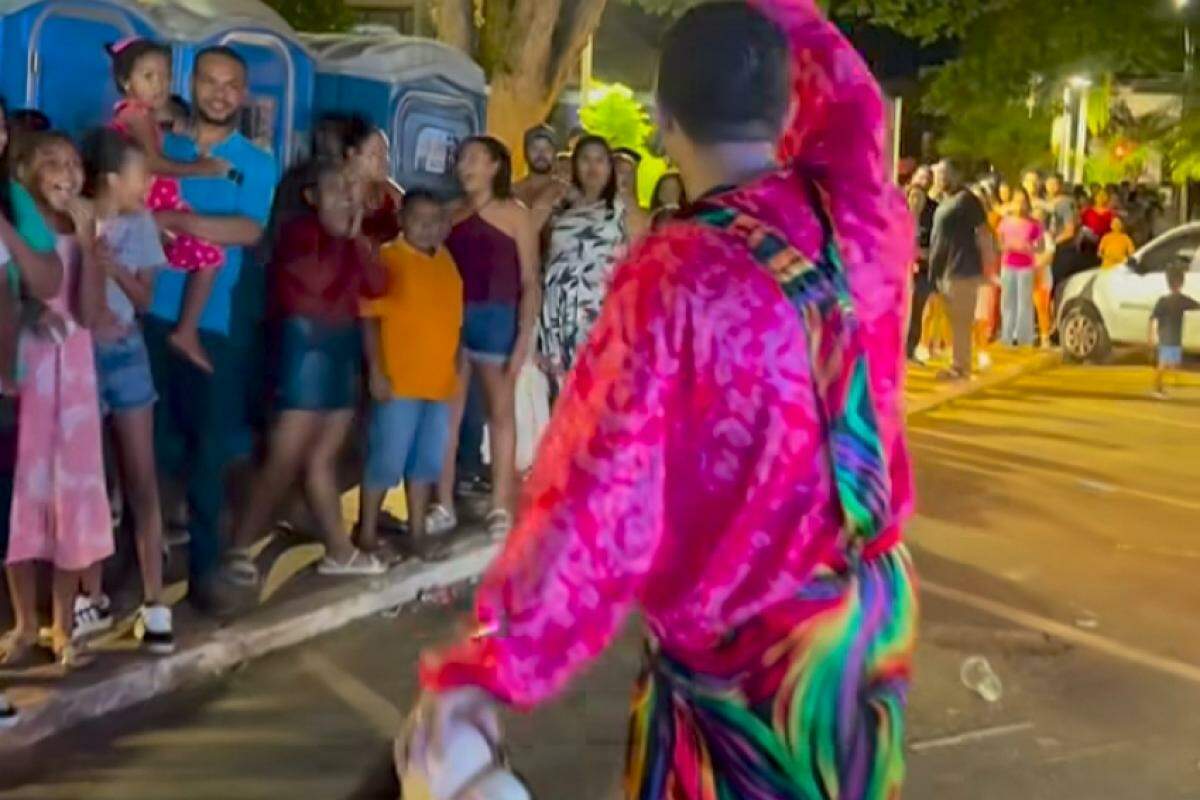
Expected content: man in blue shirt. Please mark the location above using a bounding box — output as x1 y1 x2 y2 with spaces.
144 46 277 616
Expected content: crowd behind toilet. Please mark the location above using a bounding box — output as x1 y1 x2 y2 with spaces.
904 159 1193 387
0 36 689 690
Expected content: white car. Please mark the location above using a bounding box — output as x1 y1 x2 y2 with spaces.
1057 222 1200 362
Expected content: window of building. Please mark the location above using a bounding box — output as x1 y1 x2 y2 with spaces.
356 6 416 34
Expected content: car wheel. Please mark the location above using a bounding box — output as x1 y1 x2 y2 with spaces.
1060 303 1111 363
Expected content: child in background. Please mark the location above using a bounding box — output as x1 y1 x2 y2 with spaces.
106 38 227 373
357 190 462 555
1033 207 1056 348
225 163 388 587
1149 265 1199 399
1098 215 1135 269
2 133 111 668
79 128 173 653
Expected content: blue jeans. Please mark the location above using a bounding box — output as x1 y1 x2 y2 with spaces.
364 398 451 489
1000 267 1035 346
145 318 241 583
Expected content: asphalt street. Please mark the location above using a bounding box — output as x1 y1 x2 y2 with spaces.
4 360 1200 800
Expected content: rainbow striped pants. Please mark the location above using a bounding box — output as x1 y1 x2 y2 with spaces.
625 546 918 800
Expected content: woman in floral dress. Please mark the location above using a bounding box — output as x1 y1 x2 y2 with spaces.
537 136 631 393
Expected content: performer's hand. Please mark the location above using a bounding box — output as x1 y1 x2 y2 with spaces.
398 687 501 784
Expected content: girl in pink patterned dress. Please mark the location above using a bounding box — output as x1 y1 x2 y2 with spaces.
107 38 228 374
3 133 112 668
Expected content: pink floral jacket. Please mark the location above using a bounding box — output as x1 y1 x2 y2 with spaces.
421 0 915 708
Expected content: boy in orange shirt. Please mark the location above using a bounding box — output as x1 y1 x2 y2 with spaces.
1098 216 1135 269
358 190 463 554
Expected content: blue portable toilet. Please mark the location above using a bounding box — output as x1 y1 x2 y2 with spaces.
305 33 487 196
0 0 158 138
0 0 313 167
139 0 315 166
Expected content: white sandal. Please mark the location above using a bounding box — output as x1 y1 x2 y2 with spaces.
485 509 512 539
317 549 387 577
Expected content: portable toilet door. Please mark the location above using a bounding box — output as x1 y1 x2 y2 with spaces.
393 88 478 195
139 0 314 167
215 31 300 163
21 0 158 138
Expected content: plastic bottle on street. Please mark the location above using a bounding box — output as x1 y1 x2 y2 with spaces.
960 655 1003 703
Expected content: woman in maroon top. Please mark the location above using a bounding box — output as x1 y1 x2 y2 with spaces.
225 164 389 586
343 115 404 245
430 137 539 539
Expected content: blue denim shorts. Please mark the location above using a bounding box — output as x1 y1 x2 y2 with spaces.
276 317 362 412
95 331 158 415
1159 345 1183 368
364 398 451 490
462 303 517 365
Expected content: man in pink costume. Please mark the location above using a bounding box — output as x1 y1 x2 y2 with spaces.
413 2 918 797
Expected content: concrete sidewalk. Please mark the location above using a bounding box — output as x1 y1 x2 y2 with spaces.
0 347 1061 755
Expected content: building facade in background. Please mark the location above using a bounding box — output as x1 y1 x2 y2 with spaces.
348 0 430 35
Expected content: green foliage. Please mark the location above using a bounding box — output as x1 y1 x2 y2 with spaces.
1164 110 1200 182
579 82 653 150
937 102 1055 179
578 81 666 206
920 1 1180 177
264 0 355 32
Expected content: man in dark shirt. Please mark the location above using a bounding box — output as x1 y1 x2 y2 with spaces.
929 159 995 379
906 168 938 359
1150 265 1199 398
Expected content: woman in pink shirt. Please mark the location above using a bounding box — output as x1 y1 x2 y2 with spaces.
997 187 1044 346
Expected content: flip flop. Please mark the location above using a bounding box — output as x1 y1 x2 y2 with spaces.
223 549 260 587
317 549 387 577
0 632 39 668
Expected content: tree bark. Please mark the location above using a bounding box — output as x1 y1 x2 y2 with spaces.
433 0 473 53
435 0 612 173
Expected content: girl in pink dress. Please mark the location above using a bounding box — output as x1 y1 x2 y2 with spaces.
3 133 112 668
107 38 227 374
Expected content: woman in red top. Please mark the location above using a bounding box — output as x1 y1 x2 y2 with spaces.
1081 188 1115 240
342 116 404 245
225 164 389 587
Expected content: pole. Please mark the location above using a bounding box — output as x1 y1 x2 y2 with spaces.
1073 86 1090 186
1183 22 1194 222
1061 87 1074 180
892 96 903 184
580 35 595 105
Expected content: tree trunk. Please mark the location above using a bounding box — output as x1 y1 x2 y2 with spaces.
435 0 611 174
487 72 555 173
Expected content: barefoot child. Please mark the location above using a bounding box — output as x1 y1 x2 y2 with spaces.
2 132 111 668
357 189 462 555
106 38 227 373
1150 265 1198 399
76 128 173 652
225 163 389 587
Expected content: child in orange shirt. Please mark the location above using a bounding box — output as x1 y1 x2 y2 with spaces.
1098 216 1135 269
358 190 463 555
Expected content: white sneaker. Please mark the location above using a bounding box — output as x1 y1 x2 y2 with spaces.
426 504 458 536
73 595 114 640
136 604 175 655
913 345 931 364
977 351 993 372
